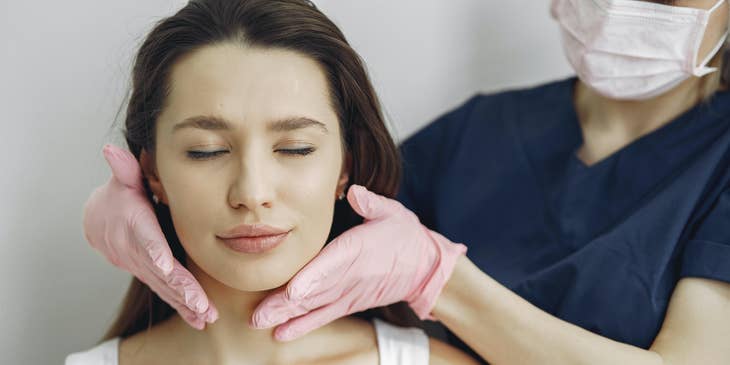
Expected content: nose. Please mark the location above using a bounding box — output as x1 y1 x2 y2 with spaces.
227 153 275 211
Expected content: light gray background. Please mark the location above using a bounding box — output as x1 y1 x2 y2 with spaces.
1 1 572 363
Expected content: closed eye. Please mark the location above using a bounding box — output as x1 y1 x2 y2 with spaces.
186 147 315 160
276 147 316 156
186 150 229 160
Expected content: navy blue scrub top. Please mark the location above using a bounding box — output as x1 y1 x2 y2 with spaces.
397 77 730 356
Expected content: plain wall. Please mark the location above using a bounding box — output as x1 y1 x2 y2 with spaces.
0 1 572 363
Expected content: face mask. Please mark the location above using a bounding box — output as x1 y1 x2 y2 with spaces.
551 0 729 100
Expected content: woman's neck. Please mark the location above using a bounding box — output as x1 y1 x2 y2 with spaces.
122 259 377 365
573 77 708 166
159 260 307 364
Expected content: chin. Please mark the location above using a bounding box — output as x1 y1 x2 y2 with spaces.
212 259 300 292
185 235 324 293
228 270 291 292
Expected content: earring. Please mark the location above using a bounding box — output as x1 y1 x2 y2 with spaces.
152 194 160 204
337 192 345 200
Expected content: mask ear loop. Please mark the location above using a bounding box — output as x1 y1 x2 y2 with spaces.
709 0 728 13
694 29 729 76
692 0 729 76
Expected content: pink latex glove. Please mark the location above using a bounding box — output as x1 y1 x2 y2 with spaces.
83 144 218 329
250 184 467 341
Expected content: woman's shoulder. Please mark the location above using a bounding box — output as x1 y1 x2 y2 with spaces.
65 319 177 365
117 317 188 365
65 337 120 365
427 336 482 365
337 317 480 365
65 316 478 365
312 316 380 363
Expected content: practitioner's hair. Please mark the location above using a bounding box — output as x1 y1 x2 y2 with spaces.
103 0 419 341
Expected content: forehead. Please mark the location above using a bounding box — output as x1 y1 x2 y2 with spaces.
159 43 336 130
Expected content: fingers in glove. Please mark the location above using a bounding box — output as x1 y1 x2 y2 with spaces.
129 209 217 322
164 262 212 314
134 249 214 320
102 144 143 190
346 184 403 221
251 283 342 329
131 209 174 276
136 261 207 330
179 309 207 330
286 236 360 301
273 301 350 341
250 289 305 329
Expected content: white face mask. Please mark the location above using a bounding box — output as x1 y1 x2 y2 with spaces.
551 0 729 100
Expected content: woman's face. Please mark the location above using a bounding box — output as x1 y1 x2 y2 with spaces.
142 44 348 291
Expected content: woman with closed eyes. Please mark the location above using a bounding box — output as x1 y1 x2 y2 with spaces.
66 0 478 364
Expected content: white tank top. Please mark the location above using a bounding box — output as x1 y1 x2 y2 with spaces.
65 318 429 365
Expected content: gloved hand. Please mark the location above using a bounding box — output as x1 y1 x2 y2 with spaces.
83 144 218 329
250 185 467 341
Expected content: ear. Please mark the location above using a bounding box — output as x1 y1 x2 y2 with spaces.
336 152 351 198
139 149 169 205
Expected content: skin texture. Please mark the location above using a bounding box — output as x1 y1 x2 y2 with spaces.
126 43 478 364
144 44 347 293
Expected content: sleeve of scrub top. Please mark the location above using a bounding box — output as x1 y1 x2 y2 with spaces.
681 185 730 283
397 95 483 229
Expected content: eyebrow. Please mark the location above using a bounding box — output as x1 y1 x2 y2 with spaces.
171 115 329 134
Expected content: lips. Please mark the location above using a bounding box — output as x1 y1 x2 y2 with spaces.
217 224 291 254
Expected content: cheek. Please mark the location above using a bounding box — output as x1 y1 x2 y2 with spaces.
283 150 343 241
158 163 223 252
241 149 342 288
153 143 344 291
252 159 339 289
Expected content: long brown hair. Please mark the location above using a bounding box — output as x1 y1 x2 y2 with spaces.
103 0 420 342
